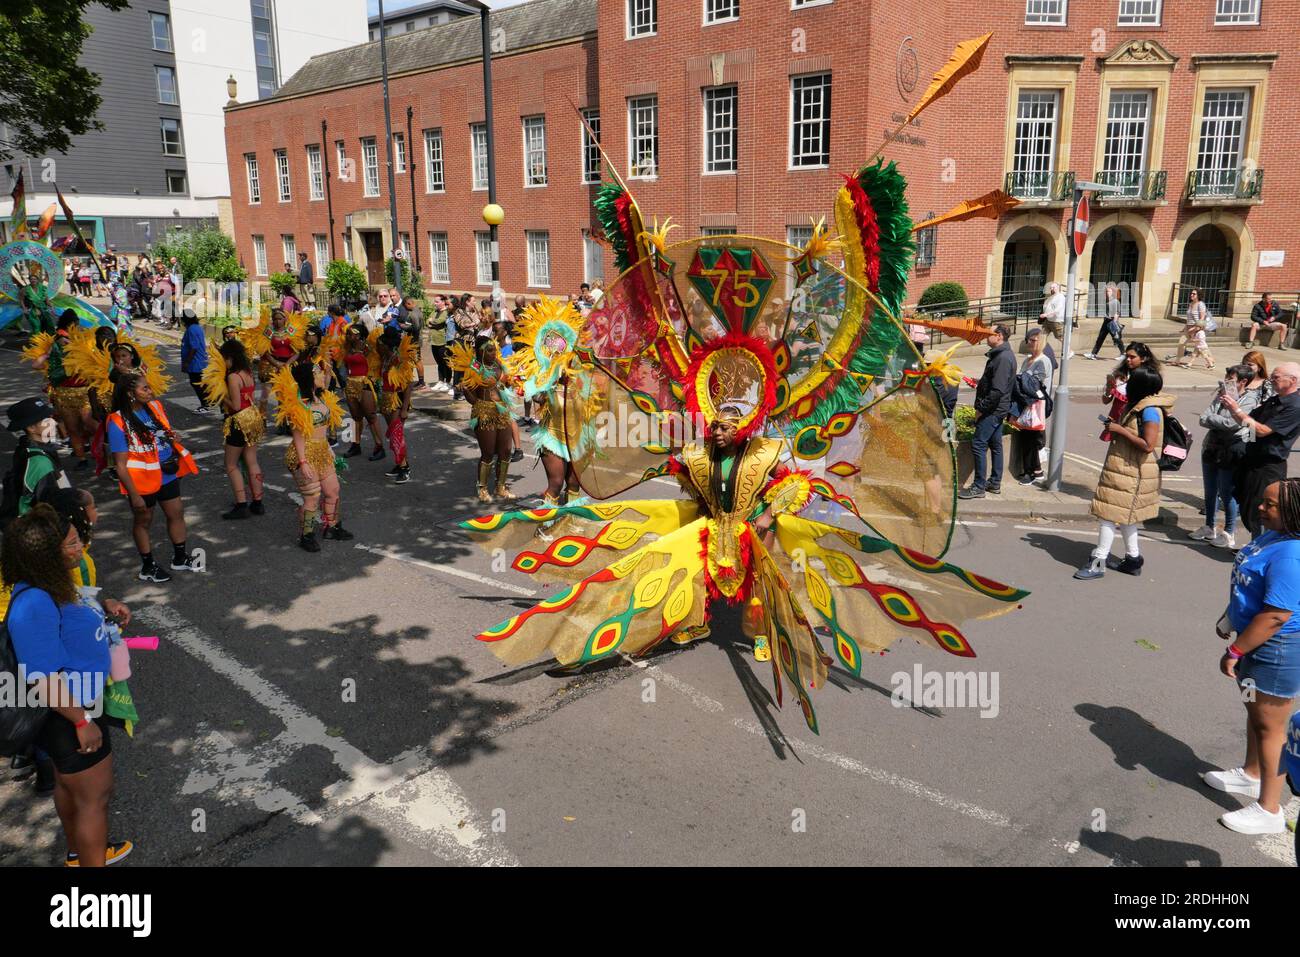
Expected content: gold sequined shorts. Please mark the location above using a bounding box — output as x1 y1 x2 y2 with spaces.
223 405 266 447
285 438 336 479
49 386 90 421
345 376 377 404
380 390 402 416
472 400 512 431
258 359 275 384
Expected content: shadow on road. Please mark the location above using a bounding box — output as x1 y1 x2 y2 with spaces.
1076 703 1239 812
1076 825 1223 867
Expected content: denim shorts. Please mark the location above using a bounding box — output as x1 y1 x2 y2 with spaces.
1237 634 1300 700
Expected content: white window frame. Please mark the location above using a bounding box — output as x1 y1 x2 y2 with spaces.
1024 0 1067 24
275 148 291 202
1215 0 1260 24
160 118 183 157
1196 88 1250 195
313 234 328 275
253 235 267 277
166 170 187 195
471 124 489 191
1011 89 1060 198
306 145 324 201
361 137 380 197
245 154 261 204
335 140 348 182
282 235 296 269
583 230 604 285
423 129 444 193
581 109 601 184
393 132 406 175
704 0 739 23
428 232 450 284
475 232 493 286
703 86 737 174
791 0 833 8
150 12 173 52
1101 90 1152 195
526 231 551 289
789 73 831 169
155 66 178 105
628 95 659 180
1117 0 1160 25
627 0 657 37
522 116 548 188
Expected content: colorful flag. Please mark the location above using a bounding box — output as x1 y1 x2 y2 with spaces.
55 185 105 280
8 169 29 241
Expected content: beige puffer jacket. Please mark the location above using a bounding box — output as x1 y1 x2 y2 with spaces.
1090 392 1176 525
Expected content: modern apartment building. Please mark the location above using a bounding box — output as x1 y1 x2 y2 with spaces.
1 0 367 254
223 0 1297 314
368 0 477 40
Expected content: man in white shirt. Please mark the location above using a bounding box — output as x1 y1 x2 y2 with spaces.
1040 282 1072 358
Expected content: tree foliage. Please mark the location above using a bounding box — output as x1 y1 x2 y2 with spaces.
917 281 969 317
0 0 130 162
384 257 426 302
152 228 246 282
324 260 368 303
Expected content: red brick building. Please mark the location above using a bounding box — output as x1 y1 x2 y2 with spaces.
225 0 1297 321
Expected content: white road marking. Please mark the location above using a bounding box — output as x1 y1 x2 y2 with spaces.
354 542 538 596
141 604 518 866
956 520 998 528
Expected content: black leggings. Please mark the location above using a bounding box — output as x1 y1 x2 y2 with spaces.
1091 319 1124 358
188 371 208 407
430 344 452 384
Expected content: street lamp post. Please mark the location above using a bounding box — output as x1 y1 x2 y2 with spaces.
1046 179 1119 492
467 1 500 319
376 0 404 299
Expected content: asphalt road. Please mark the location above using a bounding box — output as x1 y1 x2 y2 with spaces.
0 335 1293 867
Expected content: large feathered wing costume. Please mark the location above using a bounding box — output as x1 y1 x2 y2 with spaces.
458 53 1025 733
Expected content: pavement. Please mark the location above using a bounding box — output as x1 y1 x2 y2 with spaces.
0 333 1294 867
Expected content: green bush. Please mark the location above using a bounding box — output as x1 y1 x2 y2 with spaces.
384 257 426 302
917 281 969 317
268 272 297 297
153 228 246 282
953 405 979 443
324 259 368 303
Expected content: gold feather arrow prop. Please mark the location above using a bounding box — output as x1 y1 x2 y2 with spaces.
911 189 1021 232
870 32 994 164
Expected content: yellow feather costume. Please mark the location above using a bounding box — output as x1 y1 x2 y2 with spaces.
66 333 172 406
204 348 265 446
21 333 55 368
270 366 344 474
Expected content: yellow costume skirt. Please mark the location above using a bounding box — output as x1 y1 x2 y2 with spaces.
472 400 512 431
285 438 336 483
49 385 91 420
380 390 402 416
258 358 275 384
223 404 266 446
345 376 377 404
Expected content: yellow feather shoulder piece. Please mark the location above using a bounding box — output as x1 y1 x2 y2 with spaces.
269 366 314 436
65 331 113 402
201 347 230 410
286 313 308 352
320 389 346 431
449 340 488 390
322 330 345 363
21 333 54 366
240 315 271 359
386 335 420 391
366 326 383 379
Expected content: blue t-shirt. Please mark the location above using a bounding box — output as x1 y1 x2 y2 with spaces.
1228 530 1300 635
1139 406 1161 425
181 323 208 373
107 406 177 485
7 585 109 708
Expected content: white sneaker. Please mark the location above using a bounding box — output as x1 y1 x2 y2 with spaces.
1082 352 1097 360
1189 525 1215 541
1212 529 1236 550
1201 767 1261 798
1219 801 1286 835
1067 351 1076 359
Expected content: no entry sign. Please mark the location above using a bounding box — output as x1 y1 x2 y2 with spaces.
1072 193 1090 257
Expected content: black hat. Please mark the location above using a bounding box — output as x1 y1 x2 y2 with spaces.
6 396 56 432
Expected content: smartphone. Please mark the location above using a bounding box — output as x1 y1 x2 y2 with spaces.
1098 414 1110 424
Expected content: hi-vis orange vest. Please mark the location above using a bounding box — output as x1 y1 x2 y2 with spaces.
107 400 198 496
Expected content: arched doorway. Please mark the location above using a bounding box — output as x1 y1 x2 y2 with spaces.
1000 226 1050 319
1177 224 1233 317
1088 226 1140 317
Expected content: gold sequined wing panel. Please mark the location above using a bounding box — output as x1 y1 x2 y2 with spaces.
773 514 1028 677
459 499 700 585
475 517 710 667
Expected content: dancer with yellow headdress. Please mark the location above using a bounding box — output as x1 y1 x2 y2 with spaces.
450 336 518 503
203 338 266 520
270 359 351 552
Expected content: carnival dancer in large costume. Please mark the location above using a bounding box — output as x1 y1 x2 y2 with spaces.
42 311 96 469
340 324 386 461
241 306 303 427
450 337 518 503
507 297 598 507
455 33 1029 733
270 360 352 552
